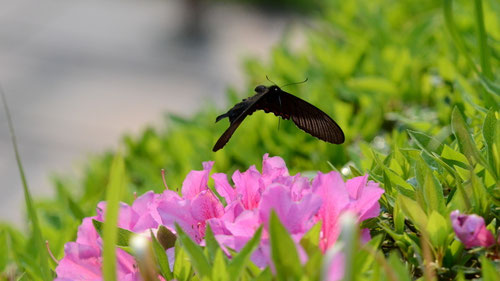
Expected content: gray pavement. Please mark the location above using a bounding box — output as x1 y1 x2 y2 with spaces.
0 0 290 225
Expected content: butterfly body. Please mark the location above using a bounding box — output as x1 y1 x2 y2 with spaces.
213 85 344 151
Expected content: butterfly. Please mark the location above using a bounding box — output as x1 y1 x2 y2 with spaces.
213 84 344 151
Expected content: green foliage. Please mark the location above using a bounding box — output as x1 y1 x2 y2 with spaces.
2 0 500 280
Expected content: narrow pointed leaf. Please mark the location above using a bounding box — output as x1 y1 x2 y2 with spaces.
173 241 192 281
150 229 173 280
102 153 126 281
269 211 303 280
204 223 220 263
92 219 134 247
212 249 229 281
482 110 499 179
228 226 263 280
175 223 211 278
1 87 51 280
481 255 500 281
300 221 322 256
451 108 490 175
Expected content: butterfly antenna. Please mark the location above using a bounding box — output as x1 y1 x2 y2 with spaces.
281 78 309 88
266 75 277 85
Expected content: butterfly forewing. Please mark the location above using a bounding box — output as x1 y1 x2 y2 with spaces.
212 90 268 152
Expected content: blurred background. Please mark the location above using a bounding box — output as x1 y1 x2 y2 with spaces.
0 0 301 224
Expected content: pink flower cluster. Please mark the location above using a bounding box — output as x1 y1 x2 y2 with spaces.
55 154 384 280
450 210 496 249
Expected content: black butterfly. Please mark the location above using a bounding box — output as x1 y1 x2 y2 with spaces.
213 84 344 151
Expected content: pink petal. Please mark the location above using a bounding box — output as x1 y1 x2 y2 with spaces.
181 161 214 200
313 172 350 251
224 210 261 237
262 153 289 184
212 173 237 203
259 184 322 234
55 243 102 281
157 199 199 241
326 251 345 281
232 166 263 210
75 218 100 246
191 190 225 221
360 228 371 244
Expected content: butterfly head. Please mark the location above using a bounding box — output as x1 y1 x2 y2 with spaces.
269 85 281 92
255 85 281 94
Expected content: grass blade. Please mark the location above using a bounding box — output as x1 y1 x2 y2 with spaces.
227 226 263 280
269 211 303 280
473 0 493 79
1 85 51 280
443 0 500 97
175 223 211 278
150 229 173 280
102 153 126 281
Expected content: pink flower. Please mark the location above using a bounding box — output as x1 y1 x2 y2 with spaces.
55 191 169 281
450 210 495 248
157 161 224 242
55 217 140 281
56 154 385 280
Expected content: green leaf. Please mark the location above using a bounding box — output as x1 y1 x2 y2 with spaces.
393 200 405 234
269 211 303 280
480 255 500 281
300 221 322 256
92 219 134 247
387 252 412 281
102 153 126 281
150 229 173 280
469 169 490 216
397 194 428 229
211 249 229 281
254 267 272 281
371 148 415 198
228 226 263 280
0 229 7 272
173 241 192 281
175 223 211 278
482 110 499 179
204 223 219 263
415 157 446 214
451 108 490 173
408 130 444 156
426 211 450 251
304 250 323 281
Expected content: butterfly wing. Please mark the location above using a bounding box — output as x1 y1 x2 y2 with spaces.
256 90 345 144
213 91 268 151
212 118 244 151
